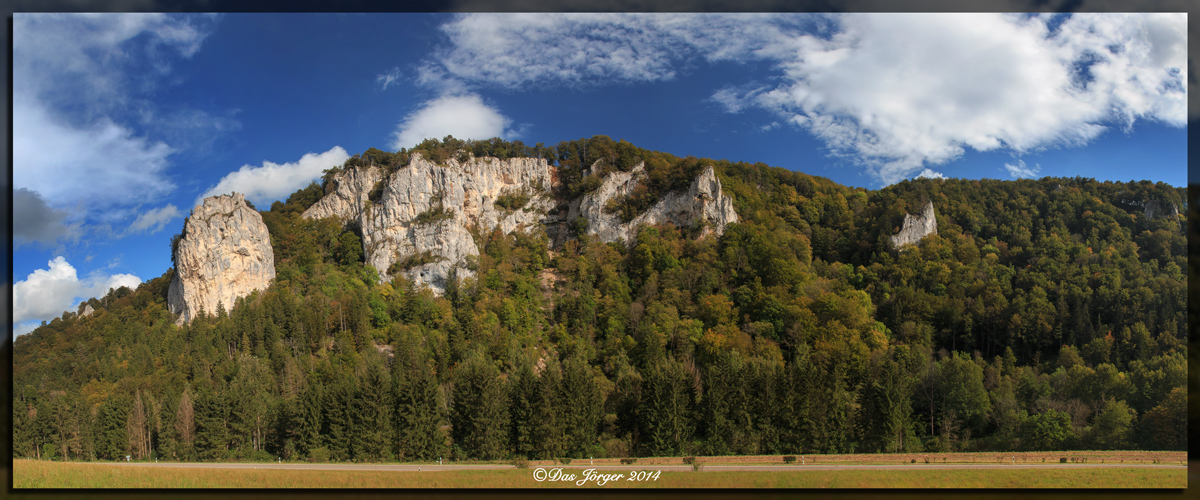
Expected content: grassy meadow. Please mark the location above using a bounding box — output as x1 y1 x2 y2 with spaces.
12 458 1186 488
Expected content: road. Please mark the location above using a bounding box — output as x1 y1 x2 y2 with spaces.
91 462 1186 472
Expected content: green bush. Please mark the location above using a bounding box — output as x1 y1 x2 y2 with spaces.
309 447 331 463
494 191 532 212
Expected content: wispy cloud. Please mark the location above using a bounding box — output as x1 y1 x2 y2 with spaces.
377 67 402 90
14 98 175 215
12 256 142 331
13 13 219 238
425 13 805 91
1004 159 1041 179
197 147 351 209
128 204 181 234
390 94 515 150
422 13 1186 185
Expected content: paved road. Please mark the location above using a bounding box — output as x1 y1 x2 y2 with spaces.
92 462 1186 472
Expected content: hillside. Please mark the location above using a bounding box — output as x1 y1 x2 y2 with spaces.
12 135 1188 463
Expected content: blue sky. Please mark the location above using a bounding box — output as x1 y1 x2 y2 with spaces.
11 13 1190 337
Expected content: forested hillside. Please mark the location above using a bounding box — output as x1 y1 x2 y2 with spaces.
12 136 1188 463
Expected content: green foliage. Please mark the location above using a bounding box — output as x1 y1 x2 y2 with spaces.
12 135 1186 464
494 190 532 212
388 251 444 276
1021 410 1073 451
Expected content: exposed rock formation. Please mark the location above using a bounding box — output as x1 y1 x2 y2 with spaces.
301 165 385 221
168 193 276 325
304 153 740 295
568 163 738 244
339 153 555 294
78 303 94 318
567 163 645 243
890 201 938 248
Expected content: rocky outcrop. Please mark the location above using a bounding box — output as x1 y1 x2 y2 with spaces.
357 153 556 294
304 153 740 295
890 201 938 248
301 165 385 221
567 163 645 243
168 193 276 325
568 163 739 244
78 303 94 318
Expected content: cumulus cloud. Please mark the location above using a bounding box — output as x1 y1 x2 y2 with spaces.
1004 159 1041 179
425 13 1186 185
377 67 402 90
390 94 515 150
128 204 181 234
916 169 946 180
197 147 351 209
12 256 142 328
13 188 81 247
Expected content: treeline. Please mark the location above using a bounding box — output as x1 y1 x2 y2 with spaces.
12 137 1187 463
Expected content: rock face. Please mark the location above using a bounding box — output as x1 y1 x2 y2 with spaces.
890 201 938 248
168 193 276 325
568 163 738 244
78 303 94 318
305 154 740 295
312 153 557 294
301 165 385 221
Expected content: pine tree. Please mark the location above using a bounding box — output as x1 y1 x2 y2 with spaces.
451 350 510 460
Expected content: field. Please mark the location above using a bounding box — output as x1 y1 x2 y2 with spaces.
536 450 1188 466
11 451 1188 489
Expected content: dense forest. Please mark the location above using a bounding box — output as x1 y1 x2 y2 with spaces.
11 135 1189 463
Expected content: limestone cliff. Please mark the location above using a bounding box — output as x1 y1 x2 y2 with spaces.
567 163 738 244
308 153 556 294
301 165 386 221
168 193 276 325
305 153 739 295
890 201 938 248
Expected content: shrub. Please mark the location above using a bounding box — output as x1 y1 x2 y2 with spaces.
494 190 532 212
414 205 453 225
309 447 330 463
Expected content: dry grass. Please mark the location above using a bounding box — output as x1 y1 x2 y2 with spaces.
12 459 1186 489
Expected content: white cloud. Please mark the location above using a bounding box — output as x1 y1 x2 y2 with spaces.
377 67 402 90
390 94 515 150
14 99 175 214
13 14 211 117
748 13 1186 184
1004 159 1041 179
425 13 1187 185
197 147 351 209
13 13 217 231
128 204 182 234
916 169 946 180
428 13 798 91
12 256 142 328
